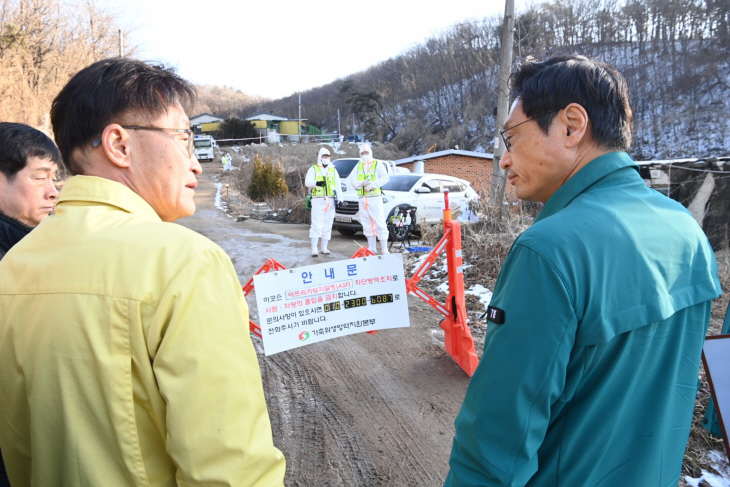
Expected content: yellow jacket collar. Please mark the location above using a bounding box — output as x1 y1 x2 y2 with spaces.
57 175 161 221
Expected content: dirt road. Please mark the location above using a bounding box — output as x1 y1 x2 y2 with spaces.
178 167 471 486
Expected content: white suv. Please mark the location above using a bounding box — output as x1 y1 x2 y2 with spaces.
331 158 360 194
332 157 405 194
332 173 479 236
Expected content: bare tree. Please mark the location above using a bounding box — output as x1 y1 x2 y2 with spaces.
0 0 129 132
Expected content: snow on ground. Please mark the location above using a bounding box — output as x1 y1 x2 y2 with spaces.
684 451 730 487
214 182 223 210
410 251 493 313
213 181 233 215
435 282 493 311
466 284 493 309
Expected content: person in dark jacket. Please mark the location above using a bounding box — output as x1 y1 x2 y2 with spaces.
0 121 60 486
0 122 60 260
445 55 721 487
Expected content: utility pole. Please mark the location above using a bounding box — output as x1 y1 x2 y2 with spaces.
490 0 514 206
118 30 124 57
298 93 302 142
337 109 341 138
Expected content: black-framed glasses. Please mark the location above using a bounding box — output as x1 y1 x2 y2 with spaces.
92 126 195 158
499 108 561 152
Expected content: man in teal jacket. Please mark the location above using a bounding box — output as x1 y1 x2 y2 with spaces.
445 55 722 486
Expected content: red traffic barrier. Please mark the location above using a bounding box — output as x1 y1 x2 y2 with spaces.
405 191 479 376
242 258 287 337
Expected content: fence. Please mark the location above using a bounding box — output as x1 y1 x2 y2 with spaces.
216 132 344 146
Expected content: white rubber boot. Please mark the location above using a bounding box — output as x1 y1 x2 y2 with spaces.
311 238 319 257
379 238 390 254
367 236 377 254
320 239 330 255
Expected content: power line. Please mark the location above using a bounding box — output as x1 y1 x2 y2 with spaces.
661 164 730 174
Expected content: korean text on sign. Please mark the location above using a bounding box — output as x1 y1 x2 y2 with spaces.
253 254 410 355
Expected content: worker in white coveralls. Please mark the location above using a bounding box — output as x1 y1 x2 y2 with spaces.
305 147 342 256
347 143 390 254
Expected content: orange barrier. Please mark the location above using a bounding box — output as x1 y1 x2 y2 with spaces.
349 246 378 334
350 247 376 259
242 258 287 337
405 192 479 376
242 246 378 338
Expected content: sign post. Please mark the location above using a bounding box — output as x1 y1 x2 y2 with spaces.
253 254 410 355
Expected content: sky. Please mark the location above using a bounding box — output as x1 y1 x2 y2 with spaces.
101 0 528 100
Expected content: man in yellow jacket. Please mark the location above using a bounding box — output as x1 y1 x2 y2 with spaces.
0 59 286 486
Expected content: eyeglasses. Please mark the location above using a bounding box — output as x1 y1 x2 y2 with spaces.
92 126 195 158
123 126 195 158
499 108 561 152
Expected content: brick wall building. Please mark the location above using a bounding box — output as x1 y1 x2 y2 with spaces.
394 149 518 202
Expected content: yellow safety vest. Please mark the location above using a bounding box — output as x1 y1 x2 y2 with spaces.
310 165 337 197
356 160 382 196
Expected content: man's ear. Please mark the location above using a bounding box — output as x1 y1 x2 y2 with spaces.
561 103 589 148
100 124 132 169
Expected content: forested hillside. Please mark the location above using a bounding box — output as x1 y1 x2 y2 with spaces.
0 0 127 132
3 0 729 162
248 0 730 160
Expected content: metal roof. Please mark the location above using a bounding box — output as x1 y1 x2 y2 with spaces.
394 149 494 166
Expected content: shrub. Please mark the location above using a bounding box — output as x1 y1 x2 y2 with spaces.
219 116 258 144
248 154 289 201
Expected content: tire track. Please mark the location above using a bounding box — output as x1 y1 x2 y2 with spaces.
259 345 379 486
314 334 445 486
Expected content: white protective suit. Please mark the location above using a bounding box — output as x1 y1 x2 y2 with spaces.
305 147 342 256
346 143 390 254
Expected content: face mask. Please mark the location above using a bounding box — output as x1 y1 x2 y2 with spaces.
321 157 330 166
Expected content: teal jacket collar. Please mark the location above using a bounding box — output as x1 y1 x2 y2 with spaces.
535 152 638 223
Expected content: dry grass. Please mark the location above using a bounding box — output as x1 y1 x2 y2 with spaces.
217 156 310 224
680 248 729 485
212 168 253 215
260 193 311 224
418 193 535 291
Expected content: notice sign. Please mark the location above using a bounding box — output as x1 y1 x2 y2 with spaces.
253 253 410 355
702 334 730 459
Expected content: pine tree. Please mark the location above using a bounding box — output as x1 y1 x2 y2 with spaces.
248 154 289 201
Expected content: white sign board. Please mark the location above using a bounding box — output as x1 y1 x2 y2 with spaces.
253 254 410 355
703 335 730 459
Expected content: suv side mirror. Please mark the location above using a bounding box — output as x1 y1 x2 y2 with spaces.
416 187 431 194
